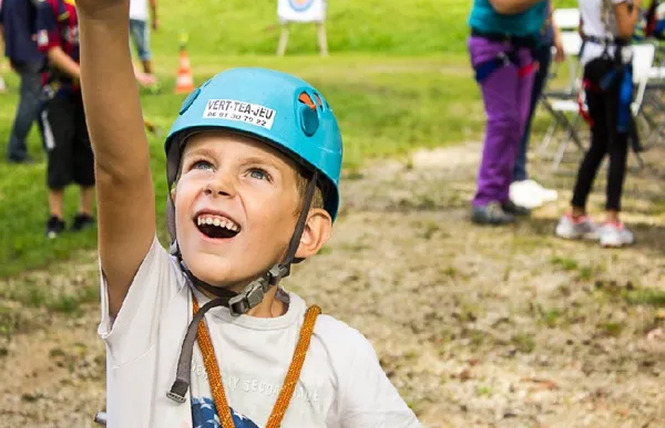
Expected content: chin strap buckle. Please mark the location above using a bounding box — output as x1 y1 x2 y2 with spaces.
228 265 288 316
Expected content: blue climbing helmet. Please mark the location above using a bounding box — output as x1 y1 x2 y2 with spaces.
164 68 343 242
163 71 343 401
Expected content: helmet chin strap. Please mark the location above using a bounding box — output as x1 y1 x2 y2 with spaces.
168 171 319 403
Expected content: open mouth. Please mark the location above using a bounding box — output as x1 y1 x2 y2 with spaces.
195 214 241 239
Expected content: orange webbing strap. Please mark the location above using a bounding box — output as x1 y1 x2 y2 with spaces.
265 305 321 428
193 296 236 428
192 295 320 428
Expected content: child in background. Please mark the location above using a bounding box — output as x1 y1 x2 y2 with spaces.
36 0 95 237
555 0 642 247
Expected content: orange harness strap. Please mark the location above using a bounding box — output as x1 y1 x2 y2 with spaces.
192 296 321 428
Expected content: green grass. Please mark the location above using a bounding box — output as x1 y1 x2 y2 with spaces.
0 0 580 275
151 0 579 56
550 256 579 271
511 332 536 353
156 0 468 56
0 54 482 276
624 288 665 307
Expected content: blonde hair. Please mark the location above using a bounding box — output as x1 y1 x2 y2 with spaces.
294 170 325 215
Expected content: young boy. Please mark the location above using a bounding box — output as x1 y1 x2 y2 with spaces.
36 0 95 237
77 2 422 427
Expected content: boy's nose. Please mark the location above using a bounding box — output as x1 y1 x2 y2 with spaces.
204 176 236 198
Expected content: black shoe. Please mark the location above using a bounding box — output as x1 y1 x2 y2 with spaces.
46 216 66 239
72 213 95 231
501 200 531 216
7 155 35 164
471 202 515 225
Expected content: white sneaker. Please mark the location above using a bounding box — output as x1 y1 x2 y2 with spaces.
555 214 599 240
510 180 544 209
598 222 634 247
525 179 558 203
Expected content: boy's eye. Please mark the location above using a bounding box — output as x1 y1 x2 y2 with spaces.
248 168 270 181
192 160 214 171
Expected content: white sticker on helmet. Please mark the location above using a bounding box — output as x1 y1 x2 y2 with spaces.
202 99 276 130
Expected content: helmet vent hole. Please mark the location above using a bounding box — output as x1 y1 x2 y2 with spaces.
298 92 317 111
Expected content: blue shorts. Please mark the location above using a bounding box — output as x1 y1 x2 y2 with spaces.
129 19 152 61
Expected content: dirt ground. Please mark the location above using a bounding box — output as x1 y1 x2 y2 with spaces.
1 139 664 428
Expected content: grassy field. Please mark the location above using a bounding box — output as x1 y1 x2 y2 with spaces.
0 0 578 275
0 55 485 276
151 0 578 56
1 3 665 426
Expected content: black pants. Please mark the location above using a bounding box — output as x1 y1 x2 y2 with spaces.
39 91 95 190
571 67 629 212
513 41 552 182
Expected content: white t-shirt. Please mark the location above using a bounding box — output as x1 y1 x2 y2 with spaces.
129 0 149 22
579 0 632 65
98 237 422 428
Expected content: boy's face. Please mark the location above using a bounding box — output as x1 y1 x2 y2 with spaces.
172 131 302 290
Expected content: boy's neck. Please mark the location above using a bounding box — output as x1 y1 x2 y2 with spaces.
197 285 287 318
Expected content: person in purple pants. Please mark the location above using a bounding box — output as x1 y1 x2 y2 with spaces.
467 0 548 225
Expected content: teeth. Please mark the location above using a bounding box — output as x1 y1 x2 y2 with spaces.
196 214 239 232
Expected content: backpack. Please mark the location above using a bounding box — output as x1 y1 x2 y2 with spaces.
645 0 665 39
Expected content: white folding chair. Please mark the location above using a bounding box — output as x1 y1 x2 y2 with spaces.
551 8 584 92
631 44 656 116
642 45 665 147
552 8 581 31
629 43 657 166
538 31 586 170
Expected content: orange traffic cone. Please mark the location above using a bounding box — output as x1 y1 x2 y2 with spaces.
175 46 194 94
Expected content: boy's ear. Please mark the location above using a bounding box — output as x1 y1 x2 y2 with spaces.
294 208 332 260
170 187 176 200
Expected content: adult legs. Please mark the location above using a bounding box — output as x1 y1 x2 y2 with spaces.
7 61 43 162
129 19 153 75
570 89 610 216
513 43 552 182
603 86 629 222
469 38 534 207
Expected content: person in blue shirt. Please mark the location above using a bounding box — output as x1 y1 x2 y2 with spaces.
467 0 547 225
509 1 564 209
0 0 45 163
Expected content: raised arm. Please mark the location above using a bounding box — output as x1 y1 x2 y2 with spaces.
77 0 156 317
488 0 545 15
